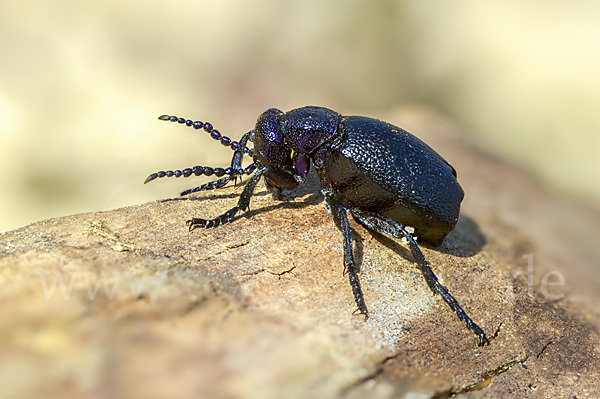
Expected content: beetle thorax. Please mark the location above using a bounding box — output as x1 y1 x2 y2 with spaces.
253 106 341 190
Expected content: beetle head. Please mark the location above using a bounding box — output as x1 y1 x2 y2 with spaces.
254 108 299 190
254 106 341 191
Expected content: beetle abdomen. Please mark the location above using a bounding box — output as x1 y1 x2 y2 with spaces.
324 116 464 245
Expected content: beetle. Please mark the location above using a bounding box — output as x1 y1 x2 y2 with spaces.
145 106 489 346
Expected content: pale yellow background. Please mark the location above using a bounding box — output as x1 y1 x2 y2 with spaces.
2 1 599 232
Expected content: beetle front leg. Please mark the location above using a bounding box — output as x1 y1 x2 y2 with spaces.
323 192 368 318
350 209 489 346
187 165 267 229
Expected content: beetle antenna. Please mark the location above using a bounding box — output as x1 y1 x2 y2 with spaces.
179 163 257 196
144 164 255 185
158 114 254 157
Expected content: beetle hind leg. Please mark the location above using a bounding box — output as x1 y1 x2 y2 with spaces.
350 209 489 346
323 192 368 318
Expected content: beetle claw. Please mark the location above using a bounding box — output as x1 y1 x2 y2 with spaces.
352 307 369 320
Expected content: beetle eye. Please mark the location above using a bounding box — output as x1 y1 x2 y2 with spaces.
254 108 290 168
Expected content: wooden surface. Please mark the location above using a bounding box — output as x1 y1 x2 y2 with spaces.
1 108 599 398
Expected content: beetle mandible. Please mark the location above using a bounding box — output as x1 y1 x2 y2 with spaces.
145 106 489 346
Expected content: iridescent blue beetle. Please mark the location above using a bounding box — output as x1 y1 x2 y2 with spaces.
145 106 489 346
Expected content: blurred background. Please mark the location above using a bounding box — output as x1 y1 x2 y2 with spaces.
1 0 599 233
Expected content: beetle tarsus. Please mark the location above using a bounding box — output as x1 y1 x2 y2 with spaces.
187 206 239 230
186 166 267 230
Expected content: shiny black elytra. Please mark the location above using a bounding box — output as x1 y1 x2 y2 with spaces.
145 106 489 346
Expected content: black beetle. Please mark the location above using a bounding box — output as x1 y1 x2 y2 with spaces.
145 106 489 346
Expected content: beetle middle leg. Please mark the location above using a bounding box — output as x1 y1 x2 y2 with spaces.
350 209 489 346
323 191 368 318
